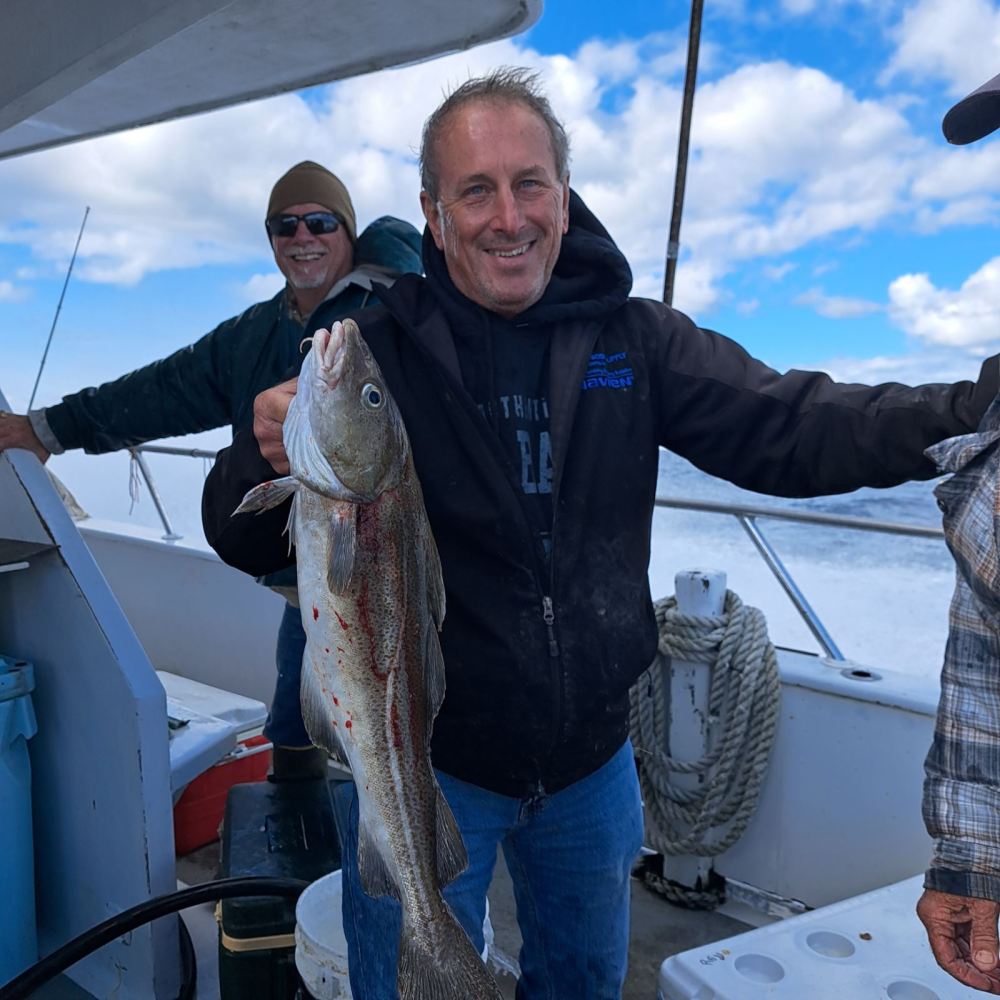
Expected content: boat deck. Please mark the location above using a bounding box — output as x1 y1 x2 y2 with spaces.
176 834 748 999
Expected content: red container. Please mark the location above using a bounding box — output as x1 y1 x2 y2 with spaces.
173 735 272 856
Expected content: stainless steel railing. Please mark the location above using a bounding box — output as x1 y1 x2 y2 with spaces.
128 444 218 542
130 444 945 662
653 496 943 660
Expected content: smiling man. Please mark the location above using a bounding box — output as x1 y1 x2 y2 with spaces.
0 159 422 781
203 69 1000 998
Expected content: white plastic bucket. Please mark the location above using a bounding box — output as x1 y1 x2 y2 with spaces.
294 869 497 998
295 869 353 999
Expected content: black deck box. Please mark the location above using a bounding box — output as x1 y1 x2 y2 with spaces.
217 778 345 1000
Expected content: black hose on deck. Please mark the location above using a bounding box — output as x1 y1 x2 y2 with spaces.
0 876 310 1000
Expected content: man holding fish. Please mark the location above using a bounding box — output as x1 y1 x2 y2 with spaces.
203 68 1000 997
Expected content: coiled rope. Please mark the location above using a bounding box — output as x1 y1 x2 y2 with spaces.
629 589 780 909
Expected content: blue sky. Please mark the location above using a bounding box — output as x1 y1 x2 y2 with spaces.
2 0 1000 534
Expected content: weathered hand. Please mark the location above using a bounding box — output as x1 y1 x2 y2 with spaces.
0 411 50 463
253 377 297 475
918 887 1000 993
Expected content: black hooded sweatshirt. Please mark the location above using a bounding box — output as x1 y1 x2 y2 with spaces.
204 191 999 797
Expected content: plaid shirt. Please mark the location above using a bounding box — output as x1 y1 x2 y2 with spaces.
924 393 1000 900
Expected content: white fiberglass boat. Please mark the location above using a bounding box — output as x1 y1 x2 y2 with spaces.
0 3 977 998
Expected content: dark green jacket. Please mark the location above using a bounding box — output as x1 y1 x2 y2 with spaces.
43 216 421 451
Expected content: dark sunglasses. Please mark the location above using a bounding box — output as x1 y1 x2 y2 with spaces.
266 211 341 238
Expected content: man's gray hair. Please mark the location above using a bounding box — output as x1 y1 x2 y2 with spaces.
420 66 571 200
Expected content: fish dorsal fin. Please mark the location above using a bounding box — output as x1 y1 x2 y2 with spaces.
434 786 469 888
327 503 357 594
425 539 446 632
358 820 398 900
423 626 447 728
233 477 298 515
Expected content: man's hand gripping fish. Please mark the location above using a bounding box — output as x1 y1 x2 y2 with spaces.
236 320 502 999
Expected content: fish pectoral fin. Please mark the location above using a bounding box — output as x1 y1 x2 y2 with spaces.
434 785 468 888
358 822 399 899
299 652 349 768
233 477 299 515
326 503 357 594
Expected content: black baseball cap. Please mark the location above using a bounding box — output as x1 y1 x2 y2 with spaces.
943 71 1000 145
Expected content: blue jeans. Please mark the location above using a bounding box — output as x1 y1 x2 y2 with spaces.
264 601 312 748
339 739 644 999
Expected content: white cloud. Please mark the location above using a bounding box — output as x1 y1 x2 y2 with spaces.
0 24 991 328
885 0 1000 95
0 279 28 302
240 273 284 306
818 349 989 386
764 262 797 281
795 287 883 319
780 0 884 13
888 256 1000 350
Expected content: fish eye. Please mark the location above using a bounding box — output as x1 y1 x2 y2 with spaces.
361 382 384 409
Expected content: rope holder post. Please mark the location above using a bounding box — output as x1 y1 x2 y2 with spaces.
662 569 726 891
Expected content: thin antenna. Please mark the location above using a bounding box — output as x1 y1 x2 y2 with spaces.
663 0 705 307
28 205 90 410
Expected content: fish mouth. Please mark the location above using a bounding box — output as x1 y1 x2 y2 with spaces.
312 323 347 389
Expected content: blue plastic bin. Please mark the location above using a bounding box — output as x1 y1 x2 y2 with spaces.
0 654 38 987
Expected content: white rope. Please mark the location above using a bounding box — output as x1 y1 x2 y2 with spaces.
630 590 780 906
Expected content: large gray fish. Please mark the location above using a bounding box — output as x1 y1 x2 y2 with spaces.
236 320 501 1000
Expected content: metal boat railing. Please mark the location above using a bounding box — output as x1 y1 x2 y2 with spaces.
653 496 943 661
128 444 219 543
129 444 945 662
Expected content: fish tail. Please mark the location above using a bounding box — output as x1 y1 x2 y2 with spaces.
397 914 502 1000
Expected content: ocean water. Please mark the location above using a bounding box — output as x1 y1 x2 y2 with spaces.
649 450 952 679
49 437 954 680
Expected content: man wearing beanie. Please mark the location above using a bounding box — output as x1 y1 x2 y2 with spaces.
0 160 421 779
917 70 1000 997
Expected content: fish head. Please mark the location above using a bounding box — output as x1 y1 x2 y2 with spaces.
289 319 408 500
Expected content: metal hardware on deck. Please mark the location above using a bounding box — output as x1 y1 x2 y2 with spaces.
654 494 943 539
723 876 810 921
128 448 182 541
737 514 844 661
126 444 218 541
0 561 30 574
137 445 218 460
653 493 943 663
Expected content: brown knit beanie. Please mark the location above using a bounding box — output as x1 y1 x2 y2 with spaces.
266 161 357 242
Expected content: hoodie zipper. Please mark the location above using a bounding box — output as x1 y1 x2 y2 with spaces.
542 595 560 658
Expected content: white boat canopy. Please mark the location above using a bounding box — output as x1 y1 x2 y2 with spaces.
0 0 540 160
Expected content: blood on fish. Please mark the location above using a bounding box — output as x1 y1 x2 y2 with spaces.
335 611 350 631
356 576 388 679
345 720 353 730
333 696 340 706
312 606 319 621
390 702 404 750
